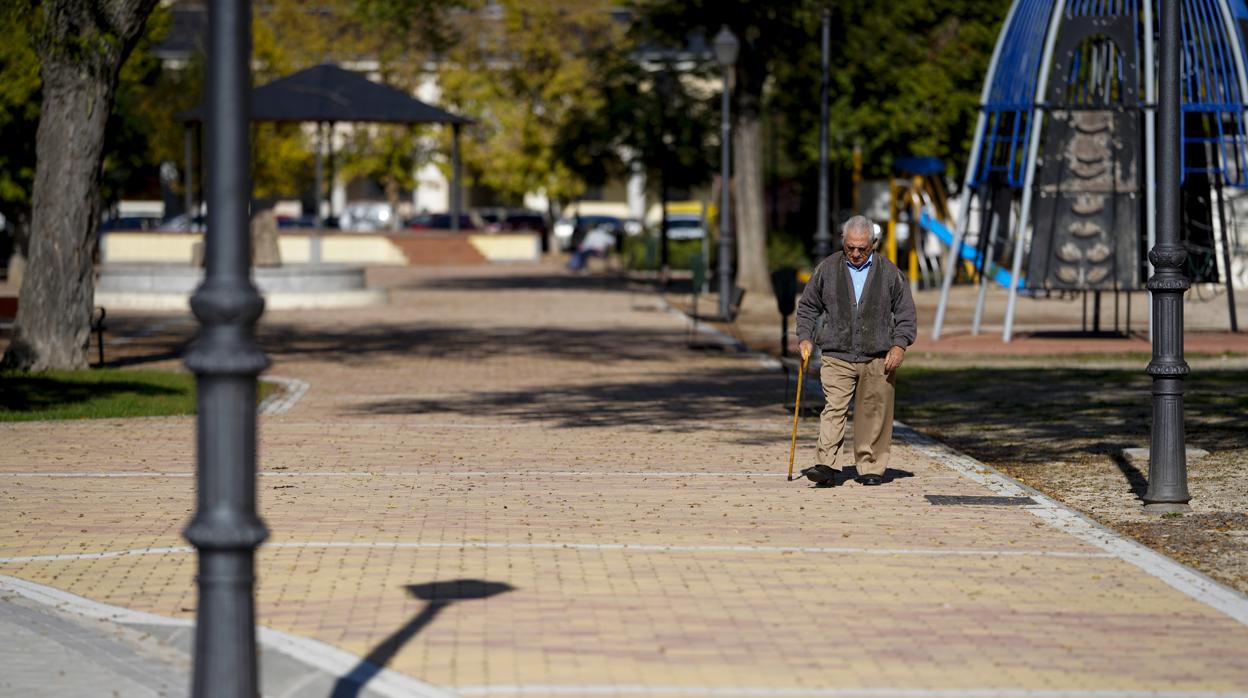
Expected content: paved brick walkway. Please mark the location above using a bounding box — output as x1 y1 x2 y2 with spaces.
3 263 1248 697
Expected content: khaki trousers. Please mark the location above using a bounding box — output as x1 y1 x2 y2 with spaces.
816 356 896 476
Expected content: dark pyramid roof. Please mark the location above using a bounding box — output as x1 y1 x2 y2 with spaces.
179 63 471 125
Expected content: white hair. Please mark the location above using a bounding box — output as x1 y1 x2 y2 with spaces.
841 215 880 243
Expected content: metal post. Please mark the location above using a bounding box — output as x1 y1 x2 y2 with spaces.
660 158 670 273
183 1 269 696
183 126 195 227
451 123 462 232
813 7 832 264
1144 0 1158 342
713 26 739 319
658 71 671 274
314 122 324 228
1004 0 1068 342
1207 0 1248 327
1213 173 1240 331
312 121 324 263
1144 0 1191 513
971 205 1000 335
327 122 337 222
931 0 1022 339
718 69 734 320
851 144 862 211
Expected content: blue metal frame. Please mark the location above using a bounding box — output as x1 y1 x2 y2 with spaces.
972 0 1248 188
973 0 1056 187
1178 0 1248 186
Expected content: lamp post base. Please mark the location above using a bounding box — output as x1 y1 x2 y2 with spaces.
1142 501 1191 515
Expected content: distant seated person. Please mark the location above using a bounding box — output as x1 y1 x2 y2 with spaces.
567 225 616 271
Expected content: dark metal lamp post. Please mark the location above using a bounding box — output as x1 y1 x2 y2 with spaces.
714 25 740 320
813 8 833 264
183 1 270 695
1144 0 1190 514
656 70 676 276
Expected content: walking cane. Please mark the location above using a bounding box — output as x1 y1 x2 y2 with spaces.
787 354 809 481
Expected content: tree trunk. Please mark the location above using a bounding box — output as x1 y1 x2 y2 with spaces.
733 114 770 296
4 212 31 288
385 176 402 231
2 0 157 371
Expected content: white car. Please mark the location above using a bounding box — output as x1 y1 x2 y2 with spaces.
664 215 706 240
552 218 577 250
339 201 395 232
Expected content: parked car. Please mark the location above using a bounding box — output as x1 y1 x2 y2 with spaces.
339 201 396 232
100 215 163 232
478 210 504 231
405 212 479 231
498 212 548 235
664 214 706 241
552 214 624 251
276 214 322 229
157 213 205 232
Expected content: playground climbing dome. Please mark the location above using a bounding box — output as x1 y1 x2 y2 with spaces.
931 0 1248 341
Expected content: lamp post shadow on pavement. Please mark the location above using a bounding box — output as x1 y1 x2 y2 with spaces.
330 580 514 698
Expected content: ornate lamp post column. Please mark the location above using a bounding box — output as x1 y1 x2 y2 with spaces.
813 7 833 264
1144 0 1191 513
714 25 740 320
183 1 270 695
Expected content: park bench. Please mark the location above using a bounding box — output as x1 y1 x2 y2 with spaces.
0 300 107 366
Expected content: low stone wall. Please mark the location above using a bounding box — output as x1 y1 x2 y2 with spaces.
99 230 541 265
95 263 388 311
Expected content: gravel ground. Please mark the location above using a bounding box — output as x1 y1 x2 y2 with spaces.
892 364 1248 596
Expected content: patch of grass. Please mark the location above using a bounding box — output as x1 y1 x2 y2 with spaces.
0 369 277 422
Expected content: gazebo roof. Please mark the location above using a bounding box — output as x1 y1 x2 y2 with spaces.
179 63 471 125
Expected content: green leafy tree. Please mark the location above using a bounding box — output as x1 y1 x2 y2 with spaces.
434 0 624 208
338 124 431 228
556 48 718 215
636 0 1005 272
772 0 1007 182
0 3 41 279
249 0 372 202
3 0 159 371
632 0 820 295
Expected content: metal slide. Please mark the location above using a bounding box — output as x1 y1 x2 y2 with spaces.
919 210 1024 289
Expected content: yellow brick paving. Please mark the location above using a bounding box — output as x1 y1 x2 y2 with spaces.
2 264 1247 696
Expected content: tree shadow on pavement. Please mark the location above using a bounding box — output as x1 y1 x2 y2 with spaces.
330 579 513 698
353 368 796 433
258 323 693 365
896 366 1248 465
401 272 632 293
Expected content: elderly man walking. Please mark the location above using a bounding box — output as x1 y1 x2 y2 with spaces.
796 215 917 487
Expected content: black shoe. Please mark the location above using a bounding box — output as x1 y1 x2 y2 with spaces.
800 464 838 485
855 474 884 486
